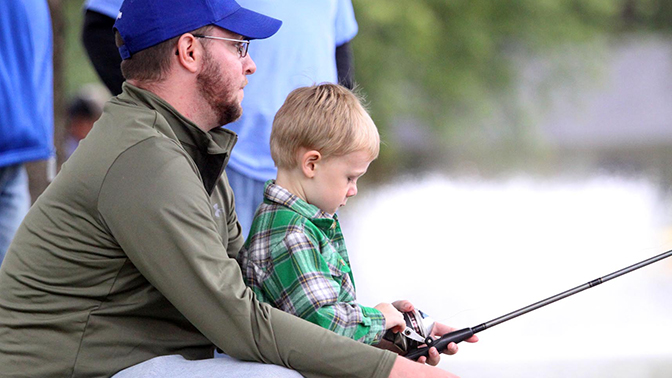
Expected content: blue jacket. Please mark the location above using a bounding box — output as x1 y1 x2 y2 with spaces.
0 0 53 167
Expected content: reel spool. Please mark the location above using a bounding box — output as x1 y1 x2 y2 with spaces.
383 308 435 354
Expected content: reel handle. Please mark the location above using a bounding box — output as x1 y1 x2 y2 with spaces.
404 327 475 361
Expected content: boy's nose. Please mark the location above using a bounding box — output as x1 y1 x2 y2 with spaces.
347 185 357 197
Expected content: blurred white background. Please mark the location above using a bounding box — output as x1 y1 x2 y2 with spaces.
340 173 672 377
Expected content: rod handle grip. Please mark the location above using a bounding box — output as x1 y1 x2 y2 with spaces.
404 327 474 361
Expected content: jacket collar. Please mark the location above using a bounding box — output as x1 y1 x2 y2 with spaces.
120 82 237 194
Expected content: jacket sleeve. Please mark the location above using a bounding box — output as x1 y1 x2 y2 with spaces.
259 230 386 344
97 137 396 378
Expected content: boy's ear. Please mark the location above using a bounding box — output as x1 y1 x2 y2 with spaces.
300 149 322 178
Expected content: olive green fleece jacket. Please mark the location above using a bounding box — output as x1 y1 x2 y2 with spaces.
0 83 396 378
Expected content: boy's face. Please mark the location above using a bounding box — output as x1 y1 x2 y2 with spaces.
305 150 373 215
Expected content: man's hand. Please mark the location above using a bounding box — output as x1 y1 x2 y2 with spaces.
417 322 480 365
388 300 479 366
391 299 415 313
389 355 460 378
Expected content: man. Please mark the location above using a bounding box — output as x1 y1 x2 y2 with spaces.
0 0 53 263
0 0 463 377
81 0 360 238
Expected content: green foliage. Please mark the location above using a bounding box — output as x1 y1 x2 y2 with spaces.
622 0 672 31
63 0 100 97
353 0 620 129
351 0 671 175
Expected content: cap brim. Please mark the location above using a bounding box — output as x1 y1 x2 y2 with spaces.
215 7 282 40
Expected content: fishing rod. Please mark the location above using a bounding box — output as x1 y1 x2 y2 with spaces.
405 248 672 361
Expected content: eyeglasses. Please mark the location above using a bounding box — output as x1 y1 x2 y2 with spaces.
192 34 250 58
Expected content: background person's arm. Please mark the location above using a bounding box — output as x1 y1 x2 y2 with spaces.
336 41 354 89
81 10 124 95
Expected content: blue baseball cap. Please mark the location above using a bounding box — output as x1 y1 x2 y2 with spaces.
114 0 282 60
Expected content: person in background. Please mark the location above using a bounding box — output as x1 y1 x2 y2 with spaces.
226 0 359 237
0 0 464 377
82 0 125 95
0 0 53 264
64 84 109 159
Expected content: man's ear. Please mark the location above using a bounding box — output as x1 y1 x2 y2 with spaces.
175 34 201 73
300 149 322 178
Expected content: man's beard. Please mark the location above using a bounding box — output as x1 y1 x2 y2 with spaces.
197 49 242 126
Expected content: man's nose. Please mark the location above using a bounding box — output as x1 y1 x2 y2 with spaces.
243 54 256 75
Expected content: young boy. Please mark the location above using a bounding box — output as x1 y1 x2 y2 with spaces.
237 83 407 345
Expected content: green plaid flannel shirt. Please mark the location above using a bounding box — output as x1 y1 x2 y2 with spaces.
238 181 386 344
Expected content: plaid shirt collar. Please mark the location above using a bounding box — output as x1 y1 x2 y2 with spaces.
263 180 339 232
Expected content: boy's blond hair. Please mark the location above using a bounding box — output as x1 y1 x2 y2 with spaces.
271 83 380 169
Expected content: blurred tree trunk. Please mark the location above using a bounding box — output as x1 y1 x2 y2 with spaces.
26 0 66 203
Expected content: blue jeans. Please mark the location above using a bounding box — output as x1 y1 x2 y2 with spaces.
0 164 30 264
112 354 303 378
225 166 267 239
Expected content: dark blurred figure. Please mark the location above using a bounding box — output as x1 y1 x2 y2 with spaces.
81 0 124 95
0 0 53 263
64 84 108 159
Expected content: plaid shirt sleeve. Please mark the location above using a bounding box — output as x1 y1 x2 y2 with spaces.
259 229 386 345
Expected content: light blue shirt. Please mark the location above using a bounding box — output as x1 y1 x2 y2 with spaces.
226 0 358 181
84 0 123 18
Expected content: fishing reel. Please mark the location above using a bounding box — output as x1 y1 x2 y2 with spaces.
382 308 436 355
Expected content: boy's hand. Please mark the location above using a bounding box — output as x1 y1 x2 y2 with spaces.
374 303 405 333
